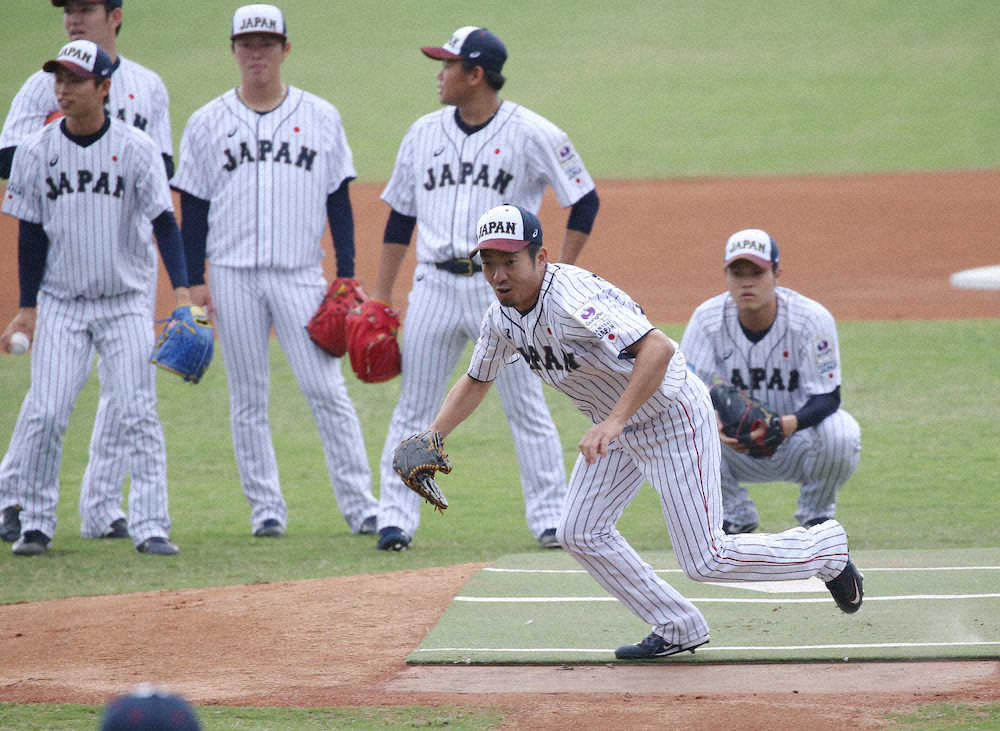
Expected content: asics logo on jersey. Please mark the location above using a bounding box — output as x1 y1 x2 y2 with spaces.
222 140 318 172
518 345 580 373
46 169 126 200
728 367 800 393
433 146 445 156
48 156 59 167
423 162 513 194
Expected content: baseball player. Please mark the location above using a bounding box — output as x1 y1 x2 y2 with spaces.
0 0 175 543
170 4 378 538
680 229 862 533
372 26 601 551
0 39 189 556
421 204 864 658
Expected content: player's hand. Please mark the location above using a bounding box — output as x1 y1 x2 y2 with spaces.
190 284 214 319
1 309 37 353
579 418 624 465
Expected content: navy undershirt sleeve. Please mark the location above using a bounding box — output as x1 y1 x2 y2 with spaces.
17 220 49 308
0 147 14 180
152 210 189 290
179 191 210 285
383 208 417 245
794 386 841 430
567 189 600 234
326 179 356 278
162 153 175 181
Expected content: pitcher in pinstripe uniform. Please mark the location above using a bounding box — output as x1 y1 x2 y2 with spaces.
372 26 601 551
0 0 175 543
170 4 378 538
419 204 863 659
0 40 189 556
680 229 862 534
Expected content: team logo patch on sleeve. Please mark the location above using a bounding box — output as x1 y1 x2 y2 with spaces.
814 336 838 374
554 139 583 179
573 301 617 340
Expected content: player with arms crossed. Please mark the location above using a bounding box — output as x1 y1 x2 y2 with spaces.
170 4 378 538
372 26 601 551
680 229 861 534
399 204 863 658
0 40 189 556
0 0 175 544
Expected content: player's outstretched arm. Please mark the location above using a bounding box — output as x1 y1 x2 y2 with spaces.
558 229 590 266
429 374 493 438
373 242 410 305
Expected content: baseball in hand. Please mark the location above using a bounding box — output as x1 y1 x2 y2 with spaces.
9 332 30 355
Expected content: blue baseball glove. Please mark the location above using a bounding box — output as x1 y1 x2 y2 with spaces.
150 305 214 384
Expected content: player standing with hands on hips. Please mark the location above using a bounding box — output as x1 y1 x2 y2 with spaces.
372 26 601 551
399 204 863 658
0 40 189 556
170 4 379 538
680 229 861 534
0 0 176 545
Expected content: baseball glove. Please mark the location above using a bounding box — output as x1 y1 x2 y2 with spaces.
345 299 402 383
306 277 369 357
392 430 450 511
150 305 214 383
709 382 785 458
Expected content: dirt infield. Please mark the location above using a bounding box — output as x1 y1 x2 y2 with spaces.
1 171 998 726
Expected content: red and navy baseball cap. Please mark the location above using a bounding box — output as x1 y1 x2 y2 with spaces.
724 228 780 269
100 684 201 730
51 0 124 8
472 203 543 254
43 40 114 79
421 26 507 74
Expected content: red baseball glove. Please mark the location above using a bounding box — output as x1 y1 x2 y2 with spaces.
306 277 368 357
345 299 402 383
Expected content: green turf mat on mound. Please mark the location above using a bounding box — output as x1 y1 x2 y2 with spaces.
408 548 1000 664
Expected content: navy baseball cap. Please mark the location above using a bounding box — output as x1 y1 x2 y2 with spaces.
231 3 287 40
473 203 543 254
43 40 114 79
421 26 507 74
101 685 201 730
51 0 124 8
724 228 780 269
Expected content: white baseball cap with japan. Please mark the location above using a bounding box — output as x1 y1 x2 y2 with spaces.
724 228 780 270
231 3 287 40
472 203 543 254
43 40 114 79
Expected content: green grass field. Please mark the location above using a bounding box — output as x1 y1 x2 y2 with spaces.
2 0 999 727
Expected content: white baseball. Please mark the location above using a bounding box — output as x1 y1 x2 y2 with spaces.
9 332 30 355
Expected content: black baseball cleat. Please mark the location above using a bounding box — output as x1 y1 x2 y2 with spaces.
376 526 410 551
722 519 758 535
136 537 179 556
826 560 864 613
101 518 130 539
615 632 710 660
253 519 285 538
1 505 22 543
12 530 50 556
803 516 833 528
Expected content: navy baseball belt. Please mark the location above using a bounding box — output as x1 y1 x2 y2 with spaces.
434 257 482 276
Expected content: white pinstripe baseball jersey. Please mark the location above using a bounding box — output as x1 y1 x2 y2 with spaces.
171 86 355 268
680 287 842 414
468 264 685 424
382 101 594 262
3 118 172 297
0 56 173 160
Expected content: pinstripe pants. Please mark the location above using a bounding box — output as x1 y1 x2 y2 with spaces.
377 263 566 539
0 291 171 545
557 371 850 646
211 265 377 533
721 410 862 527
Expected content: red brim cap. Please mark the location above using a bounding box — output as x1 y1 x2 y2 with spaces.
726 253 773 269
42 59 96 77
471 239 529 255
421 46 462 61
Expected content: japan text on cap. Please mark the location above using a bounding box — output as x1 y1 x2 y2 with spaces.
231 3 287 39
421 26 507 74
724 228 780 269
473 203 543 254
42 40 114 79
